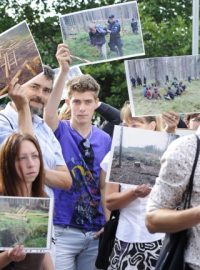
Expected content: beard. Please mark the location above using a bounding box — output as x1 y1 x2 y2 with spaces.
29 97 45 116
30 105 43 116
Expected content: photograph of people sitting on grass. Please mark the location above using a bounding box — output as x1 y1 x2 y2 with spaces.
125 55 200 116
0 21 43 99
0 197 53 252
59 1 144 66
106 126 177 186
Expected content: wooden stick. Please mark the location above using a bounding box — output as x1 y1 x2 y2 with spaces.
70 54 91 63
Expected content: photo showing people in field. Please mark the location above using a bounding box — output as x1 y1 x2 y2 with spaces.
106 125 178 186
59 1 145 66
0 197 53 252
0 21 43 99
125 55 200 116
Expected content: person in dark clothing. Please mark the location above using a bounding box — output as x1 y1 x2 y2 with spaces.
96 102 121 138
131 18 138 34
88 23 108 59
136 76 142 86
107 14 123 57
143 76 147 85
130 76 136 88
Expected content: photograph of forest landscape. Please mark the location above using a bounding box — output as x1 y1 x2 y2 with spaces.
125 54 200 116
108 126 178 186
60 1 144 66
0 21 43 98
0 197 52 250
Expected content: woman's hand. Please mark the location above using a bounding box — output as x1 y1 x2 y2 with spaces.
7 245 26 262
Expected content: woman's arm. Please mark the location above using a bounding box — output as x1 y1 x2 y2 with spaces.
42 253 54 270
0 246 26 269
44 44 71 132
105 182 151 211
146 206 200 234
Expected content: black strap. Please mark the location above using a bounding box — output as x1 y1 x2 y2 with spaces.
183 135 200 209
0 113 14 130
109 184 121 220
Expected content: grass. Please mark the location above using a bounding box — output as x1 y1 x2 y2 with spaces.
64 22 144 65
0 210 49 248
132 80 200 115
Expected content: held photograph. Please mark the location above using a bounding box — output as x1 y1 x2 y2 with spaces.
60 1 144 66
0 21 43 99
0 196 53 253
125 55 200 116
106 125 178 186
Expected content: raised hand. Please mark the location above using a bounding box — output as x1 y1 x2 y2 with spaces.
55 43 71 74
162 111 180 133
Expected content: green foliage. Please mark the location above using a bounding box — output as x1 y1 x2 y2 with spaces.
0 0 195 108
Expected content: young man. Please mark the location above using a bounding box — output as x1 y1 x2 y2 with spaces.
44 44 111 270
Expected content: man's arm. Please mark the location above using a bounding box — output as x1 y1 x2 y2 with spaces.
44 44 71 132
8 78 34 136
45 165 72 190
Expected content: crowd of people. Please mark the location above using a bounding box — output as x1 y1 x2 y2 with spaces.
130 75 188 101
0 42 200 270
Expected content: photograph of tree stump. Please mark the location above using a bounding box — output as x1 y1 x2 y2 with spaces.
107 126 178 186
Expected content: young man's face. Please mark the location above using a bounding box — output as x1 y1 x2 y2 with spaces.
66 91 98 126
21 73 53 115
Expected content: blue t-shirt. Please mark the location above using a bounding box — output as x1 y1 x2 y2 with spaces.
53 120 111 231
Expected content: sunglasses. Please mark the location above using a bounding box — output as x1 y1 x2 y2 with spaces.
79 138 94 162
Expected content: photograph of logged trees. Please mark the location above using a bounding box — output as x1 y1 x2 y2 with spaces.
125 55 200 116
60 1 144 66
0 197 52 250
107 126 177 186
0 21 43 98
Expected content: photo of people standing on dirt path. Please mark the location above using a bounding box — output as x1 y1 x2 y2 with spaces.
60 1 145 66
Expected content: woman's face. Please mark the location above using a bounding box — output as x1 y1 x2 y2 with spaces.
122 117 156 130
188 114 200 130
15 140 40 185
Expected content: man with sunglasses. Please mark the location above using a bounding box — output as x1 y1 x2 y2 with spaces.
44 44 111 270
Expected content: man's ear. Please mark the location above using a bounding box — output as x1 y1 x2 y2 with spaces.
95 98 99 109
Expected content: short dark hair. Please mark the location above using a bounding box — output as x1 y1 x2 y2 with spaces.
109 14 115 19
43 65 55 82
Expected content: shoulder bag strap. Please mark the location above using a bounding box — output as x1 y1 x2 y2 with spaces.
0 113 14 130
184 135 200 209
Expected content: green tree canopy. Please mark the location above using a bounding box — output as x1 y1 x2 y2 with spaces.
0 0 194 109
